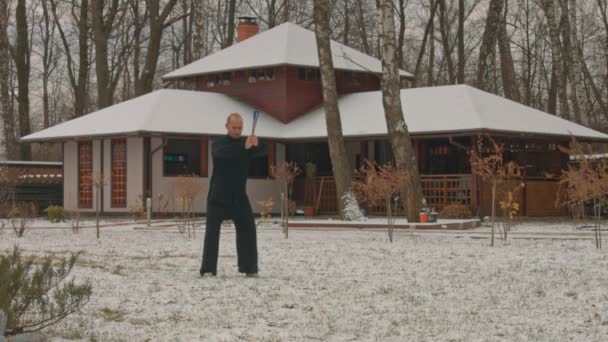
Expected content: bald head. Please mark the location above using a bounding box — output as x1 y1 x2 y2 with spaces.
225 112 243 139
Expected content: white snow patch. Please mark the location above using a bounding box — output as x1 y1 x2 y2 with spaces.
341 191 363 221
1 222 608 341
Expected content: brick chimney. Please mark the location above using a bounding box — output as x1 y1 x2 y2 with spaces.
237 16 259 42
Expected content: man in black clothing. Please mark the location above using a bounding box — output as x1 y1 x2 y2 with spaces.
200 112 267 278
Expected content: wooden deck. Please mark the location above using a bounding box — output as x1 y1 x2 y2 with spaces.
294 174 566 217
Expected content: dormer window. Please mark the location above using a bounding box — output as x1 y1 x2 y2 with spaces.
344 71 353 83
248 70 257 83
249 68 275 83
206 74 218 87
221 72 231 86
298 68 321 81
265 68 274 80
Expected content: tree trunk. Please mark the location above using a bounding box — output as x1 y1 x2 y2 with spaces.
224 0 236 47
182 0 192 65
397 0 406 68
377 0 423 223
438 0 456 84
14 0 31 160
92 0 119 109
135 0 178 96
356 0 371 55
428 3 436 86
343 0 350 45
497 1 520 102
476 0 503 91
541 0 569 119
0 0 17 159
192 0 206 59
413 0 440 87
50 0 89 117
559 0 582 123
313 0 362 221
457 0 465 84
75 0 89 116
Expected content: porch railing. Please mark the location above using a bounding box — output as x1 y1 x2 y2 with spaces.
294 174 472 216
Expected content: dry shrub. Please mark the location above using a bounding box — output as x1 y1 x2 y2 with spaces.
271 162 301 239
9 202 38 238
553 137 608 248
174 176 205 238
470 136 525 245
440 203 473 219
353 160 407 242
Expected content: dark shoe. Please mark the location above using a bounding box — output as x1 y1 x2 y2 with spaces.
245 272 259 278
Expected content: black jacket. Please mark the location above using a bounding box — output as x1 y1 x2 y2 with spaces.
207 135 268 207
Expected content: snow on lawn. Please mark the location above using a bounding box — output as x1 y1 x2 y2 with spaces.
2 222 608 341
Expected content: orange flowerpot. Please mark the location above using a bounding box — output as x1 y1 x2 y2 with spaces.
304 206 315 217
419 212 428 223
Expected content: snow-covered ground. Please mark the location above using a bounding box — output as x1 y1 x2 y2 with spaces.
1 219 608 341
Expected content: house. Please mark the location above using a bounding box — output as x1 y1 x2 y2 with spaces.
21 19 608 217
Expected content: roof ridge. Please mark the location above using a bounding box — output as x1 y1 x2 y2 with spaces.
461 85 485 130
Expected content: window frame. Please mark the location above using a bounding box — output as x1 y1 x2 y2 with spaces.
162 136 209 178
110 138 127 208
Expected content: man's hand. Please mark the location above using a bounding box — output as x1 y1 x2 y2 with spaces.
245 135 259 149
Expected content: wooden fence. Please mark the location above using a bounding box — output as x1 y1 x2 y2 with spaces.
0 163 63 210
294 174 472 216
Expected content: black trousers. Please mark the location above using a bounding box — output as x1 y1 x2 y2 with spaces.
200 199 258 274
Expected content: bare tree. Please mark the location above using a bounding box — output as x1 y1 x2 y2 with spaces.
92 0 128 108
50 0 90 117
377 0 422 223
38 0 59 128
558 0 582 123
11 0 32 160
457 0 464 83
0 0 17 159
438 0 456 84
192 0 208 59
497 0 520 102
413 0 439 87
313 0 362 221
540 0 569 118
134 0 180 95
476 0 503 92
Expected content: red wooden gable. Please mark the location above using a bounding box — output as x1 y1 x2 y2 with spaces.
191 66 381 124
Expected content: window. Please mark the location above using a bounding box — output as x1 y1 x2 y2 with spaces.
78 141 93 208
248 154 269 178
206 74 218 87
221 72 231 85
265 68 274 80
111 138 127 207
286 143 333 177
163 138 207 177
298 67 306 80
248 70 257 83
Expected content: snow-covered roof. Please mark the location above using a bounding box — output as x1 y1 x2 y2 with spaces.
21 85 608 143
0 160 62 166
163 22 413 80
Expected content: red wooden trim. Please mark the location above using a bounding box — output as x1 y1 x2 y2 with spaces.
200 138 209 177
268 142 276 177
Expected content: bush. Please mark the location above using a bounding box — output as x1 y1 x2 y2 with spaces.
0 246 92 336
128 199 146 221
439 203 473 219
9 202 38 238
44 205 66 223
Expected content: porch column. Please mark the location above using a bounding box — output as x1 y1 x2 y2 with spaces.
470 135 479 215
